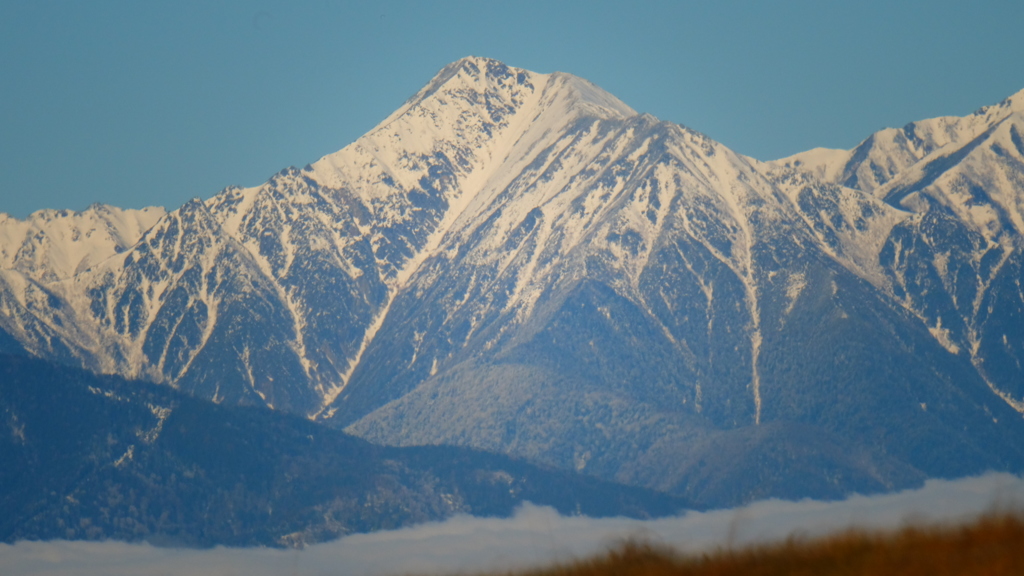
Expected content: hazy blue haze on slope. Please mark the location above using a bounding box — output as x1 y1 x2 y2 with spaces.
1 1 1023 217
3 473 1022 576
0 353 681 547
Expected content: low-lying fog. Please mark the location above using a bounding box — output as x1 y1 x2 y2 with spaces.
4 472 1023 576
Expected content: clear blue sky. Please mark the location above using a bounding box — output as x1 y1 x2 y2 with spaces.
2 0 1022 218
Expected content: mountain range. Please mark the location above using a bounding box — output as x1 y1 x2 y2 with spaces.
0 352 679 546
3 56 1024 512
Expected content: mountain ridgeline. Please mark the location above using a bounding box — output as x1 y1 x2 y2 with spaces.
0 353 682 546
3 57 1024 507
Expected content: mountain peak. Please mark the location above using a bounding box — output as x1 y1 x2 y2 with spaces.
371 57 635 137
378 57 536 128
443 55 511 77
308 58 636 199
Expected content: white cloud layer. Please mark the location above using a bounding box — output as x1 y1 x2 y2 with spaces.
4 472 1024 576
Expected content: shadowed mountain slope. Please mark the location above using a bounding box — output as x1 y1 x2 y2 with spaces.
0 353 682 547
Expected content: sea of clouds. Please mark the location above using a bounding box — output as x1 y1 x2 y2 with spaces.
3 472 1023 576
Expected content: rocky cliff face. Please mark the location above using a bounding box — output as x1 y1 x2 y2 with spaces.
3 57 1024 506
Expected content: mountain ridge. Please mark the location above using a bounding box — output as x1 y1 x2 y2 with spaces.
771 86 1024 194
0 352 683 547
2 57 1024 507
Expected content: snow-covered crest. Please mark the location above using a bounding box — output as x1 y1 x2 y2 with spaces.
307 56 634 208
770 86 1024 195
0 204 165 282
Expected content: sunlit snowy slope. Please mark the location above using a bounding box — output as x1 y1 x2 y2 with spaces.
3 58 1024 506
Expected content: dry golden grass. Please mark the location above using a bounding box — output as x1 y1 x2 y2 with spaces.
481 513 1024 576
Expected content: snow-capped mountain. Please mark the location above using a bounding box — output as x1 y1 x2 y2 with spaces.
0 204 165 360
768 90 1024 412
3 57 1024 505
773 89 1024 194
0 204 165 282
